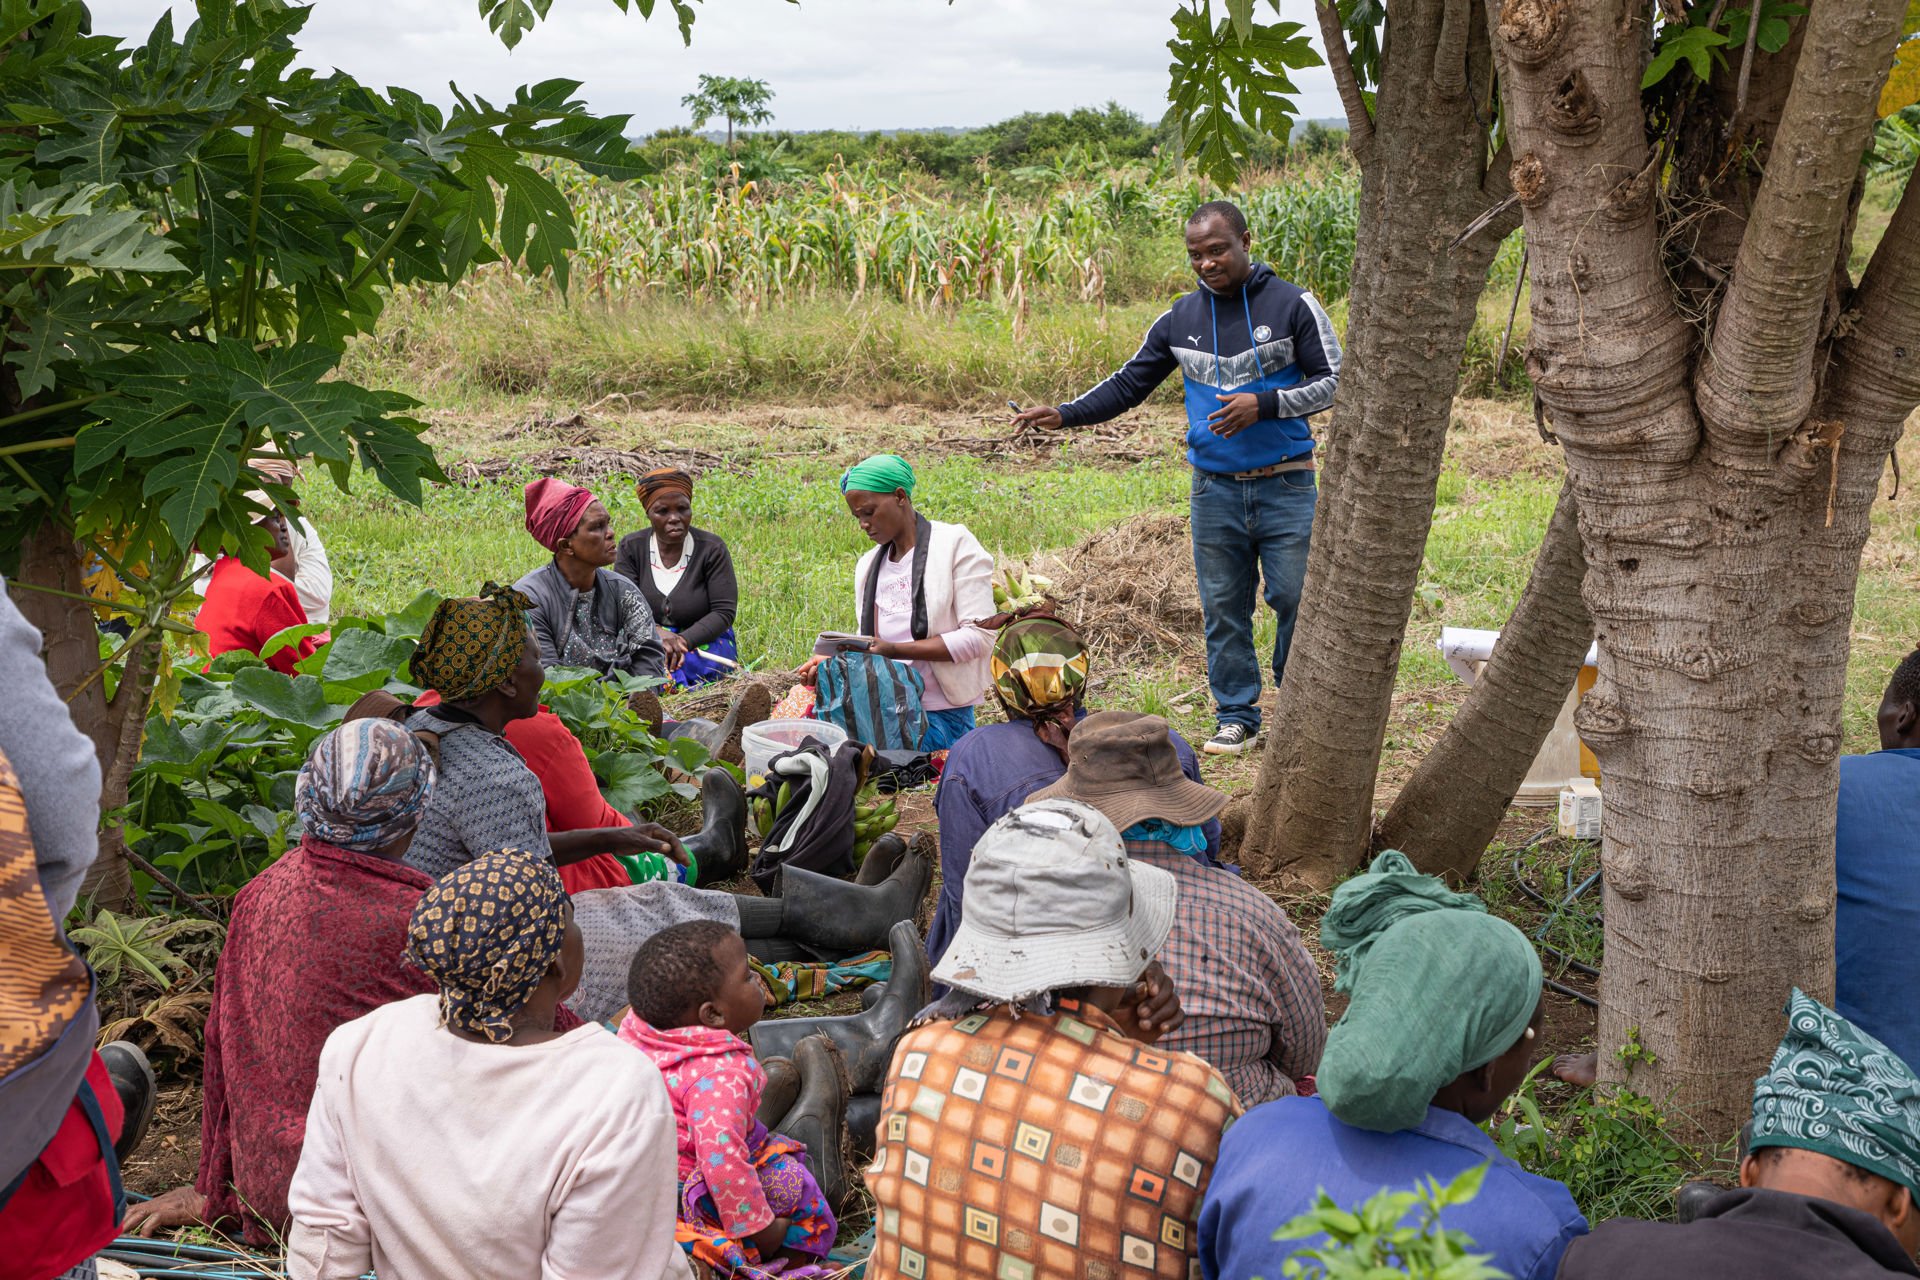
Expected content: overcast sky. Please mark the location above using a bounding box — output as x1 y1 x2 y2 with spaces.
89 0 1343 134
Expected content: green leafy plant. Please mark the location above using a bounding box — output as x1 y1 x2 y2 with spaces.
1265 1163 1508 1280
68 907 224 989
1165 2 1322 186
681 74 776 153
117 596 716 898
1492 1065 1720 1224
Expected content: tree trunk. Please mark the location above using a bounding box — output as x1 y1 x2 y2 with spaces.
9 518 144 904
1494 0 1916 1135
1378 476 1592 882
1240 0 1517 885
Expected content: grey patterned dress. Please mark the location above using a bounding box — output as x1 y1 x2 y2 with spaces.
400 707 551 879
513 561 667 680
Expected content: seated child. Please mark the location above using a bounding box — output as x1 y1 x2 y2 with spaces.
619 920 838 1276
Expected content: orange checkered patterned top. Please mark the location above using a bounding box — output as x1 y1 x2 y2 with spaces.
865 1001 1243 1280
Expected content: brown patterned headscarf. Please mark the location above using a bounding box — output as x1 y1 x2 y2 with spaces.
404 850 570 1042
636 467 694 508
408 584 530 702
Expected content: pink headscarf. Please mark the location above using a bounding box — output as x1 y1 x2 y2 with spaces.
523 477 597 553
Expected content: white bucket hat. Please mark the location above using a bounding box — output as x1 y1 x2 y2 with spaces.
932 797 1178 1004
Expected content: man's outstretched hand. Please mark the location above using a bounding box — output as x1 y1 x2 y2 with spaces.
1012 405 1063 431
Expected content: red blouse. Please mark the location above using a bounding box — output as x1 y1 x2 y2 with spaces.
195 557 316 675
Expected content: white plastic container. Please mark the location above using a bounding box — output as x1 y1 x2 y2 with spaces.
741 718 848 780
1558 779 1603 841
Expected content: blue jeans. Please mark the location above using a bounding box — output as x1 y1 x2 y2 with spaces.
1189 467 1317 731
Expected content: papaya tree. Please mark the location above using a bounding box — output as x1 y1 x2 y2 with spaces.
0 0 640 899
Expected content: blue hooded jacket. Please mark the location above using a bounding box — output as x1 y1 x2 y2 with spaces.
1055 262 1342 475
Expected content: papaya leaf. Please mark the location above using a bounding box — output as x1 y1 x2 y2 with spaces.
229 666 337 730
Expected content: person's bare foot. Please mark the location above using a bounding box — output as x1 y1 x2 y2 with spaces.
1553 1051 1598 1087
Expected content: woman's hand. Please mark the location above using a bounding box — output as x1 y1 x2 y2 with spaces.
797 654 826 685
1110 960 1185 1045
867 639 896 660
622 823 689 867
659 629 689 672
122 1185 206 1237
747 1217 793 1258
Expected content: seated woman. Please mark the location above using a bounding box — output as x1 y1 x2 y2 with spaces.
393 587 933 1027
930 617 1221 966
194 509 317 675
805 454 995 753
286 851 690 1280
1198 851 1587 1280
515 476 666 681
125 718 583 1242
866 799 1234 1280
620 921 846 1277
616 468 740 687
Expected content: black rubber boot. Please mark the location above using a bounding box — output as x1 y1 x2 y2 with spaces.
1675 1181 1726 1223
859 980 885 1011
100 1040 156 1161
845 1092 883 1164
681 767 749 885
750 918 930 1094
756 1055 801 1129
855 831 907 887
774 844 931 955
776 1035 852 1209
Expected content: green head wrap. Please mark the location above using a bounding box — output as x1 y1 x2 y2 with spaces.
840 454 916 496
1315 851 1543 1133
1750 989 1920 1199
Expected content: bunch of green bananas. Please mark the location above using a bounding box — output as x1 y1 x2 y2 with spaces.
992 567 1054 613
852 786 899 865
747 773 793 842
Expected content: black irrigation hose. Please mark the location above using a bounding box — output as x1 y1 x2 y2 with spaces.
1511 831 1602 1007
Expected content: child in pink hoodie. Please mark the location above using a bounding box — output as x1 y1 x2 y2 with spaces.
618 921 837 1277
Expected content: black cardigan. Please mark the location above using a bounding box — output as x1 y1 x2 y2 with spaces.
613 526 738 649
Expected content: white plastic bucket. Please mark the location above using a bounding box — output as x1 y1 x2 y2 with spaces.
741 718 848 780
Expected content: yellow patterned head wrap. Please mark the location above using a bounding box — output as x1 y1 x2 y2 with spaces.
404 850 569 1042
409 583 531 702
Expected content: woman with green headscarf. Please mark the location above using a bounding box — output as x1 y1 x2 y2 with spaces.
1198 851 1588 1280
804 453 997 752
285 850 693 1280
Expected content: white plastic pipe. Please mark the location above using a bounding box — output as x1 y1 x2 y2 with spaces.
1437 626 1600 685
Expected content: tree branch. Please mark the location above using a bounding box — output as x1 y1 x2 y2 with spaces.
1831 176 1920 424
1317 0 1376 158
1695 1 1906 454
1434 0 1473 95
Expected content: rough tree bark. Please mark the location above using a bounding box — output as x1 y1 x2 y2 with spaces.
9 518 152 904
1378 477 1593 882
1240 0 1520 885
1494 0 1918 1133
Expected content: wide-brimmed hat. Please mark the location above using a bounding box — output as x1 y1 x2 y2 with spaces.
1028 711 1227 832
932 798 1177 1004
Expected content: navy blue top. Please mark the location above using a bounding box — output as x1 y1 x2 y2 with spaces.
1056 263 1342 475
927 716 1219 968
1199 1098 1587 1280
1836 749 1920 1070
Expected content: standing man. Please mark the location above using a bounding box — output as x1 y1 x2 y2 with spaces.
1015 201 1340 754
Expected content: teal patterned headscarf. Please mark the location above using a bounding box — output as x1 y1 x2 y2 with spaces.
1750 989 1920 1199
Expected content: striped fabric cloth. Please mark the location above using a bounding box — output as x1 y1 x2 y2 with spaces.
1124 839 1327 1107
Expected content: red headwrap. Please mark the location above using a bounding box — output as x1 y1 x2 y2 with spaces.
523 477 597 553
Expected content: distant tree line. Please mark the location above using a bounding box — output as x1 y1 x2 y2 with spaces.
634 101 1349 184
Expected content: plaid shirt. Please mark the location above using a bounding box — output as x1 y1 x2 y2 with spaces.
1125 839 1327 1106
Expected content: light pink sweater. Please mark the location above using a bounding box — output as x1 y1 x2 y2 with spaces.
286 994 692 1280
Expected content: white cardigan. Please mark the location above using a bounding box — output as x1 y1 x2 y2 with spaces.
852 518 997 710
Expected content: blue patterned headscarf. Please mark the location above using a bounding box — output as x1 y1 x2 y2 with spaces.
1751 989 1920 1199
405 850 570 1043
296 718 436 853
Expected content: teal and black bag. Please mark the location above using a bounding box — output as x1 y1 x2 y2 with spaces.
813 651 928 753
